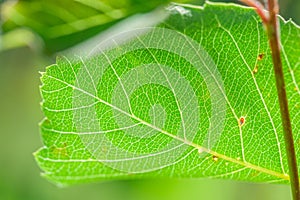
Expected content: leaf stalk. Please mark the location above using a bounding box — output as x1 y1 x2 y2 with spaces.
240 0 300 199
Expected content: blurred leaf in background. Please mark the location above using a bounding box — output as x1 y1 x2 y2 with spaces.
2 0 298 54
1 0 192 53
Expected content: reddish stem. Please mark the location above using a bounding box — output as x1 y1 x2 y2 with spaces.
240 0 300 199
240 0 269 23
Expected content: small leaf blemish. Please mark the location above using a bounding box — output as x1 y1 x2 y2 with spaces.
257 53 265 61
253 65 258 74
50 143 69 158
239 116 246 127
198 148 204 154
167 5 192 17
212 155 219 162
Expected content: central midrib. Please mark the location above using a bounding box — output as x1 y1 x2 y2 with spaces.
45 73 290 181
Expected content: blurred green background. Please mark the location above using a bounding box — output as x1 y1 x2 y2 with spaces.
0 0 299 199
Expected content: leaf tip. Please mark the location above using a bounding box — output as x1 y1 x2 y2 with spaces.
32 150 38 158
39 101 44 108
38 71 45 76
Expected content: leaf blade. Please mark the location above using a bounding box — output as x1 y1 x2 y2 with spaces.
35 2 300 186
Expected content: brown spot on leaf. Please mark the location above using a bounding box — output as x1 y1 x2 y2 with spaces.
257 53 264 61
212 155 219 162
239 116 246 127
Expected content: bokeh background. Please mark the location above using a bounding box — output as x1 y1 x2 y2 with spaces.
0 0 299 199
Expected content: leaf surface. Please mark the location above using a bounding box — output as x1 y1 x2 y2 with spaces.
34 2 300 186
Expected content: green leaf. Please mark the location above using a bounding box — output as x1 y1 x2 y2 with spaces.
1 0 189 53
34 2 300 186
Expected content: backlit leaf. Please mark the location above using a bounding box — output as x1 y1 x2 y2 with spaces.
34 2 300 186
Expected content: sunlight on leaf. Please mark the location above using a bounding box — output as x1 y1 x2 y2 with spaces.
34 2 300 186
